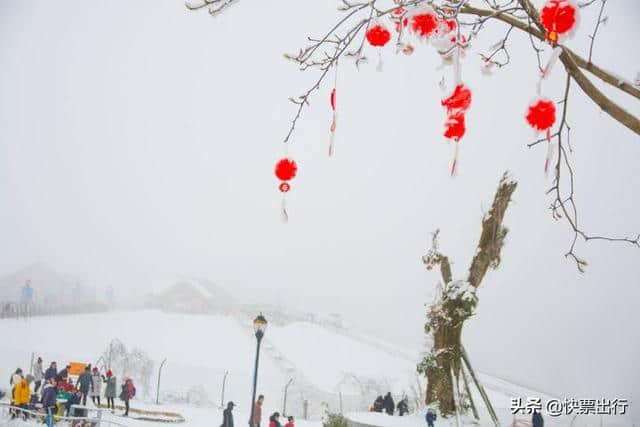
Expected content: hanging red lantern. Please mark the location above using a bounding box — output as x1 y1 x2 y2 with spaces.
275 158 297 184
441 84 472 114
275 158 297 222
410 9 439 38
526 98 557 173
366 24 391 47
526 98 556 131
540 0 578 43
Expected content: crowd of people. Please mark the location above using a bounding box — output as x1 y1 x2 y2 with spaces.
8 356 136 426
369 392 410 416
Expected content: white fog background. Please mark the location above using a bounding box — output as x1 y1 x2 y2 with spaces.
1 0 639 422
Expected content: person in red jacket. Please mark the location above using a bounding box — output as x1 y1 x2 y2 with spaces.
268 412 281 427
252 395 264 427
284 415 294 427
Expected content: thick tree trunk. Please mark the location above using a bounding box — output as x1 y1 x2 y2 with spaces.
423 173 517 417
426 320 462 416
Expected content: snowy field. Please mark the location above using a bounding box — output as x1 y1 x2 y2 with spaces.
0 311 633 426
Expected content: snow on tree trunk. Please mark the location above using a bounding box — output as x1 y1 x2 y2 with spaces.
418 173 517 418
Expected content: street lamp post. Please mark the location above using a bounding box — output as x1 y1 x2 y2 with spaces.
248 313 268 427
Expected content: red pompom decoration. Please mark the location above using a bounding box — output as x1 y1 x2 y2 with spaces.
540 0 578 43
275 158 297 182
441 84 472 114
410 10 439 38
526 98 556 131
366 24 391 47
444 111 466 141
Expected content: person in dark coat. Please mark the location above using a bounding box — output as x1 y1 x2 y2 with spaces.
383 392 395 415
104 370 117 410
221 401 235 427
56 364 70 382
373 396 384 412
120 377 135 416
532 409 544 427
425 408 437 427
41 377 57 427
397 397 409 416
64 389 82 416
44 362 57 383
77 366 93 406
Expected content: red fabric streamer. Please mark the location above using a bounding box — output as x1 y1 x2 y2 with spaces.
441 84 472 114
444 111 466 141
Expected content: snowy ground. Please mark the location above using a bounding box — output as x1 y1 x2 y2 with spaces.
0 311 634 426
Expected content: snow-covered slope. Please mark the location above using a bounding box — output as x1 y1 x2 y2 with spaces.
0 311 633 426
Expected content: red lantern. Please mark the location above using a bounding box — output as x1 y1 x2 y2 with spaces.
526 98 556 131
275 158 297 222
526 98 556 173
366 24 391 47
540 0 578 43
444 111 466 141
275 158 297 184
441 84 472 114
410 9 439 38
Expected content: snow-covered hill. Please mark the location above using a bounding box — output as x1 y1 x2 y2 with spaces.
0 311 633 426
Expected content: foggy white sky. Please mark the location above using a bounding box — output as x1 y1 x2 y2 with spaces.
1 0 639 421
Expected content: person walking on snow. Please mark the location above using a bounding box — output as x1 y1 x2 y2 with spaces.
120 377 135 416
33 357 44 393
425 408 437 427
284 416 295 427
383 392 395 415
90 367 103 406
532 409 544 427
41 377 57 427
105 370 117 411
77 366 93 406
252 394 264 427
221 401 235 427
